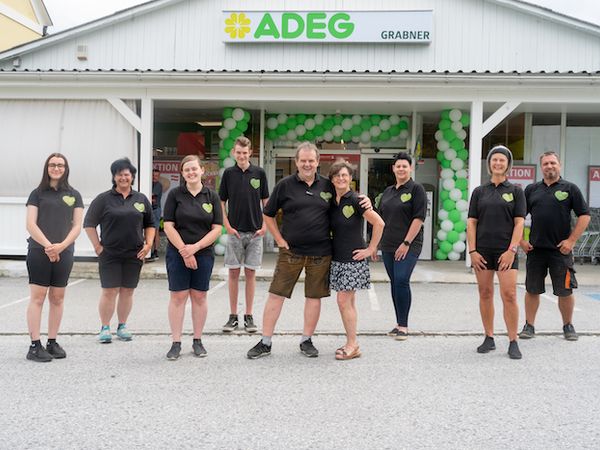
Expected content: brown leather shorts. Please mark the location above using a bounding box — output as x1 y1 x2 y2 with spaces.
269 248 331 299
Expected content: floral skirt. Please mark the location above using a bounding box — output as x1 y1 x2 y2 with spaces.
329 259 371 292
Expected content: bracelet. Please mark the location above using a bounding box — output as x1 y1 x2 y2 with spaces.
468 250 477 254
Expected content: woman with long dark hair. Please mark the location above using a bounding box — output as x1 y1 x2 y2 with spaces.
25 153 83 362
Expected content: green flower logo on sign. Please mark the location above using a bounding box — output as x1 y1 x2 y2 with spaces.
555 191 569 201
225 13 251 39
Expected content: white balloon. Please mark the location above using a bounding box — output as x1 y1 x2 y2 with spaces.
457 129 467 140
379 119 391 131
444 149 457 161
449 109 462 121
456 169 468 179
456 199 468 212
304 118 316 130
218 168 225 178
223 157 235 168
352 114 362 125
218 128 229 140
332 125 344 137
440 168 454 180
277 113 288 124
286 130 297 141
214 244 225 256
389 115 401 125
323 131 334 141
295 125 306 136
313 114 324 125
451 158 464 171
370 126 381 138
400 116 410 124
434 130 444 141
451 121 463 132
437 140 450 151
351 135 360 143
459 231 467 242
437 229 448 241
452 241 466 253
341 118 353 130
447 251 461 261
399 129 409 139
266 117 279 130
449 188 462 201
441 219 454 232
360 131 371 143
218 234 229 246
442 178 455 191
224 118 237 130
232 108 245 121
438 209 449 221
461 211 468 222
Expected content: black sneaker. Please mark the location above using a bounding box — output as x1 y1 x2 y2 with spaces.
394 331 408 341
46 341 66 359
299 338 319 358
192 339 207 358
26 344 53 362
508 340 522 359
167 342 181 360
244 315 258 333
387 328 400 337
519 322 535 339
477 336 496 354
563 323 579 341
222 314 239 332
247 340 271 359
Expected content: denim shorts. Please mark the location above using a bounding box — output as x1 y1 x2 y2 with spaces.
269 248 331 299
224 232 263 270
166 245 214 292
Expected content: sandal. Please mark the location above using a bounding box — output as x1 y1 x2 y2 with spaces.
335 346 346 355
335 345 361 360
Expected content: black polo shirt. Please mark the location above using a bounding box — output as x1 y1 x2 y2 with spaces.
468 181 526 251
83 188 154 258
330 191 367 262
525 178 589 250
219 163 269 232
26 187 84 251
379 179 426 255
263 173 333 256
163 185 223 256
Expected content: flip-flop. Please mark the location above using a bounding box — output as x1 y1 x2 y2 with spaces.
335 346 361 360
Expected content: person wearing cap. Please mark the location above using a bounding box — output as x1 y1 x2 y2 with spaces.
518 151 590 341
467 145 526 359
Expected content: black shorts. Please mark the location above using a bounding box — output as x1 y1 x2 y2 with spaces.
525 248 577 297
26 247 74 288
98 252 143 289
475 248 519 271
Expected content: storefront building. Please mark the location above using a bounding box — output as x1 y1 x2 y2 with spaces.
1 0 599 258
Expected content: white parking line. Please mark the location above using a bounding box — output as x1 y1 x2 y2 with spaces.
368 286 380 311
517 284 581 311
0 278 87 310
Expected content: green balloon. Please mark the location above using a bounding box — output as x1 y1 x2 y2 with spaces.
449 210 461 222
443 129 456 142
379 131 390 141
296 114 307 123
236 121 248 132
436 151 445 162
360 118 371 131
457 149 469 161
453 221 466 233
342 130 352 141
439 120 451 131
219 159 225 168
447 230 459 244
441 110 451 120
333 115 343 125
398 121 408 130
455 178 468 190
266 129 277 140
443 199 456 212
221 225 227 235
223 107 233 119
276 124 287 136
223 138 234 150
304 131 315 141
244 111 251 122
333 135 342 143
460 114 470 127
389 125 401 136
370 114 381 124
461 190 468 200
351 125 362 136
435 249 448 260
229 128 242 140
440 190 450 201
440 240 453 254
440 159 451 169
322 118 334 130
287 118 298 129
219 148 230 160
313 125 324 137
450 139 465 150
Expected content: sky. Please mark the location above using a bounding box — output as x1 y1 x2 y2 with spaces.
44 0 600 33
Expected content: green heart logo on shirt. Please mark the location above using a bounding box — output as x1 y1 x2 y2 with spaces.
342 205 355 219
202 203 213 213
62 195 75 207
555 191 569 201
400 193 412 203
133 202 145 212
250 178 260 189
502 193 514 202
320 192 332 202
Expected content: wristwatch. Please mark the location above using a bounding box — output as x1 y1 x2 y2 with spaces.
403 240 411 246
509 245 518 253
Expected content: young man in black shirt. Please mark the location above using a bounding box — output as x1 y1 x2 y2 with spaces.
519 151 590 341
219 136 269 333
